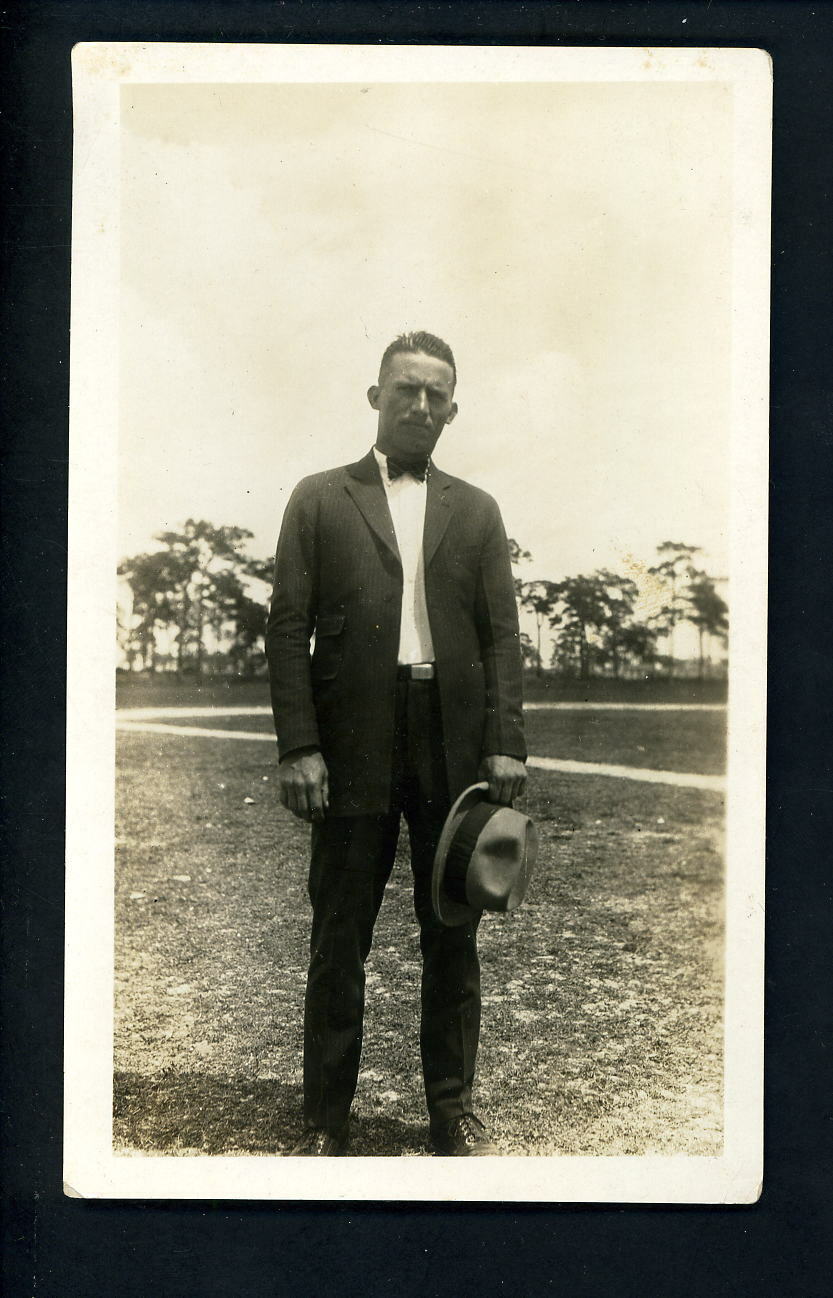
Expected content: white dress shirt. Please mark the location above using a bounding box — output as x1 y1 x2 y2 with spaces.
372 446 435 665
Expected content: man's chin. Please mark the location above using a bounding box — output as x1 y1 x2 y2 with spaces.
396 426 436 452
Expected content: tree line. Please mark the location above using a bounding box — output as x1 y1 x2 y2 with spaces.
118 525 727 681
512 539 728 681
117 520 272 677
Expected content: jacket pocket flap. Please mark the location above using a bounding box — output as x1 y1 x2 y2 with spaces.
316 613 345 637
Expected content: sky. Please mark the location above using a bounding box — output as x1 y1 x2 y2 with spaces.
119 79 733 608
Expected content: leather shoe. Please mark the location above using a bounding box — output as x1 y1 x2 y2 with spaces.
289 1126 348 1156
430 1113 498 1156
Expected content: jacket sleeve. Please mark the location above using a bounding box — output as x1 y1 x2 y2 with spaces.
265 479 321 759
475 498 527 762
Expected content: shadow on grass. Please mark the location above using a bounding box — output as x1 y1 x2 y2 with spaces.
114 1071 429 1156
114 1071 301 1155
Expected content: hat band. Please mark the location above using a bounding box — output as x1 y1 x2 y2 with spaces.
443 800 504 905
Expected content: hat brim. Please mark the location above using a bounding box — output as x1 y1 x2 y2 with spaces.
431 781 491 926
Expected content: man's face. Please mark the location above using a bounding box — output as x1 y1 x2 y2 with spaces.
368 350 457 464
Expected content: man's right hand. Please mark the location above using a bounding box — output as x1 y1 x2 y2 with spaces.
278 749 330 822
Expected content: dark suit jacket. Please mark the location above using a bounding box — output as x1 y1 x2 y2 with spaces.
266 448 526 816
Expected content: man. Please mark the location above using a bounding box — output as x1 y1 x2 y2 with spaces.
266 331 527 1156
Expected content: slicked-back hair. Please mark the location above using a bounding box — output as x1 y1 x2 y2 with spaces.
378 331 457 386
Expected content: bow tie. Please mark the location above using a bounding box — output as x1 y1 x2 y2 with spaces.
386 457 429 483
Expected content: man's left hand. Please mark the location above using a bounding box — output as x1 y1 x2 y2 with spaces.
479 754 527 806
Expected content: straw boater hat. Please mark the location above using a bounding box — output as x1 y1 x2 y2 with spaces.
431 782 538 927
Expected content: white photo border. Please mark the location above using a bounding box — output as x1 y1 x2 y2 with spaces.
65 42 770 1202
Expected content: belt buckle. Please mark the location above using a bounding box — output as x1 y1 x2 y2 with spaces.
411 663 434 681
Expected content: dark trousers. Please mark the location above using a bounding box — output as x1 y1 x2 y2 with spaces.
303 677 481 1133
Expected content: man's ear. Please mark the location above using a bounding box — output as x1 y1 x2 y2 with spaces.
445 402 458 424
367 385 380 410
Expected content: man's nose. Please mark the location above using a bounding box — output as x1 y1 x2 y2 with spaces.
410 388 430 416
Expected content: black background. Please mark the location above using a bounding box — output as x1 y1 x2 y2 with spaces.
2 2 831 1295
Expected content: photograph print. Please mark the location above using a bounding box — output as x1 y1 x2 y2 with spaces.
65 43 770 1201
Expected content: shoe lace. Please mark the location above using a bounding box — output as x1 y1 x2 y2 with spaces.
293 1128 331 1154
453 1114 487 1144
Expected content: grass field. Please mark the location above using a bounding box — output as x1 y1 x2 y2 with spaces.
117 677 727 777
116 671 728 709
118 708 725 778
114 684 725 1158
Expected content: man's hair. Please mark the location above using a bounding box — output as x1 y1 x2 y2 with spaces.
378 331 457 385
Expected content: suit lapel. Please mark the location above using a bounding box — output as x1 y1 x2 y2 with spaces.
345 449 454 570
345 449 401 565
423 465 454 569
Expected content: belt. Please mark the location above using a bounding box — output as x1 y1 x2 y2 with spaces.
397 662 436 681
